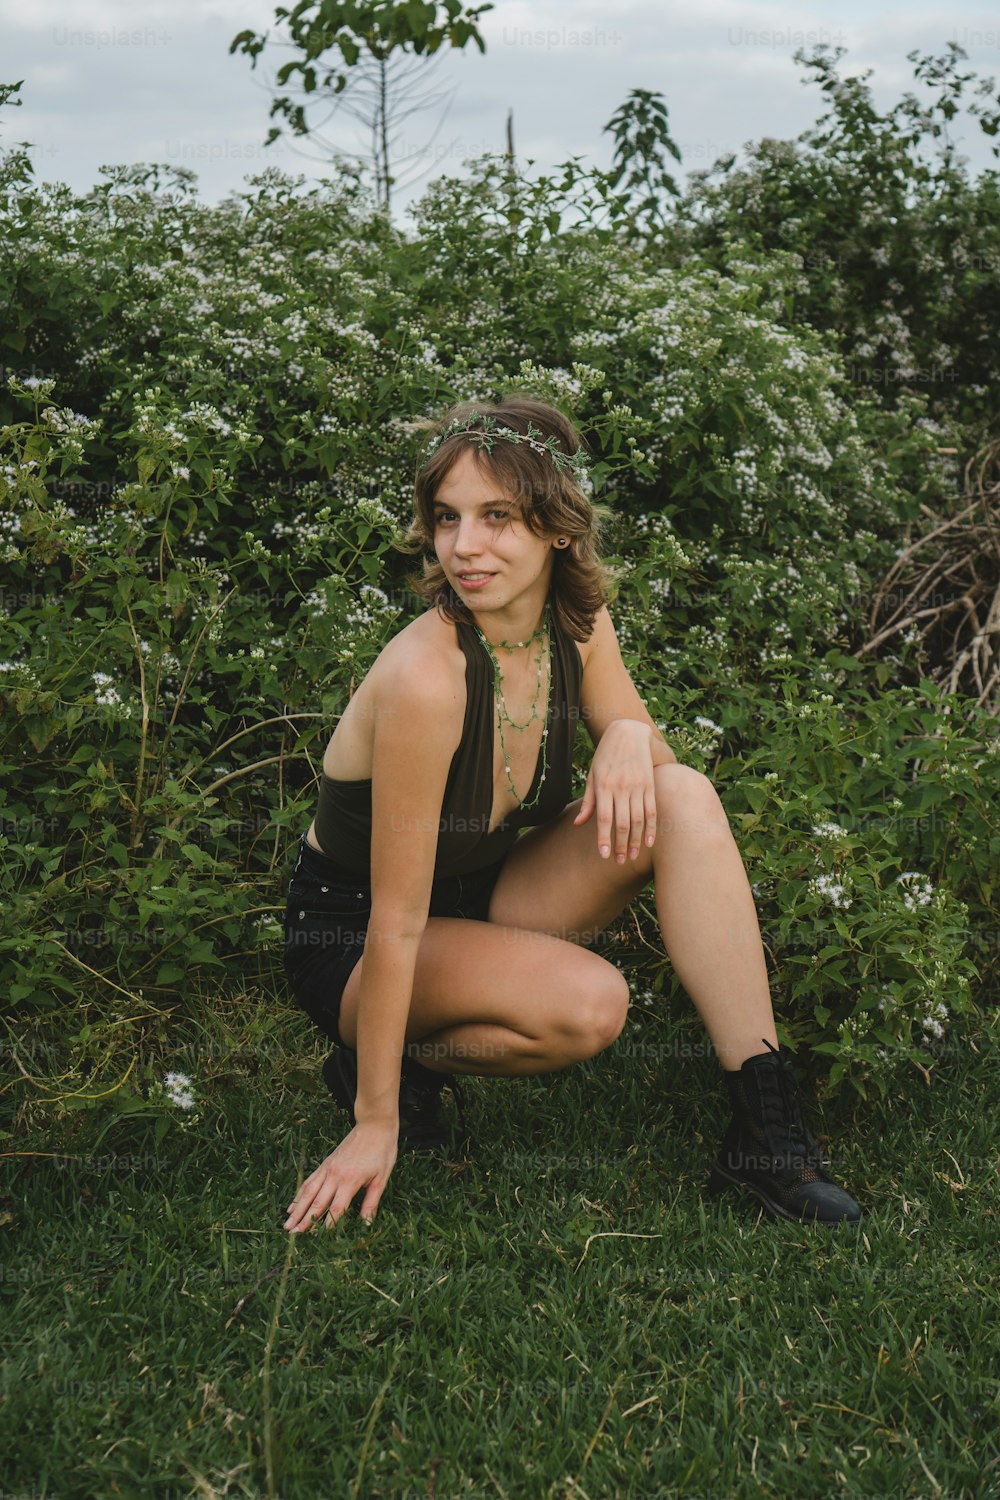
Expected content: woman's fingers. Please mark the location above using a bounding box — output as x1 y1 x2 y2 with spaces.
595 781 625 860
587 724 659 862
320 1172 388 1230
286 1181 332 1233
359 1182 383 1225
285 1197 321 1234
323 1184 361 1229
615 803 632 862
286 1128 396 1232
627 790 647 861
643 788 658 850
596 793 612 857
290 1173 359 1232
285 1171 325 1232
285 1162 345 1233
604 785 653 862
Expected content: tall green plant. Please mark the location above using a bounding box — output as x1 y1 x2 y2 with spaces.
231 0 492 142
602 87 682 242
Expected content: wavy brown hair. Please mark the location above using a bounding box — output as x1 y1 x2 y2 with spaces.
397 394 620 642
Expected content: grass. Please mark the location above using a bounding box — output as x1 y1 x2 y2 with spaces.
2 978 998 1500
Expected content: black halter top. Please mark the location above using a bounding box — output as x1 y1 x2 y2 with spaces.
312 614 584 877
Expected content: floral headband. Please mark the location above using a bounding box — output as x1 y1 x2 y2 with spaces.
423 412 590 489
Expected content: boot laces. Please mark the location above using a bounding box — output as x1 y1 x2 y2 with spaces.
756 1041 823 1180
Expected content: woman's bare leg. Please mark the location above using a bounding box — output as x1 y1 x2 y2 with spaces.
645 766 778 1069
335 916 630 1075
481 763 779 1072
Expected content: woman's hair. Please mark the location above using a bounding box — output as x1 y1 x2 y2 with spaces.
398 393 620 641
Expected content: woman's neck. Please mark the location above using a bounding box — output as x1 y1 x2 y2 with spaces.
466 600 551 652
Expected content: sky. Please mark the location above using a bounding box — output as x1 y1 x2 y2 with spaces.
3 0 999 223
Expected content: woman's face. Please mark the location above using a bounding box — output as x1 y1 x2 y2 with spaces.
430 448 555 618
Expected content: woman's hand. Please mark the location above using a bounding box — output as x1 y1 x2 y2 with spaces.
284 1121 398 1232
573 720 658 863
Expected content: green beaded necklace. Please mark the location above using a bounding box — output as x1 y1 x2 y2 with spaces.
473 606 552 811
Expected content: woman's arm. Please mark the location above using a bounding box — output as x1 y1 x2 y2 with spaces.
570 606 679 862
284 647 459 1232
353 650 460 1127
578 606 677 762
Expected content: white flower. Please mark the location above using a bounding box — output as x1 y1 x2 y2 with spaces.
895 871 934 911
92 671 126 710
812 821 848 841
809 873 852 909
355 496 396 529
918 1000 949 1040
304 586 331 615
163 1071 196 1110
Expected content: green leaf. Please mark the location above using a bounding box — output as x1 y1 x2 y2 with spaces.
406 0 430 38
155 963 186 985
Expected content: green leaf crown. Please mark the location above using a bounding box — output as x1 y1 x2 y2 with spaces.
423 412 591 489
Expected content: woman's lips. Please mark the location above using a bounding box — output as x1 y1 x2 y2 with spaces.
456 572 495 590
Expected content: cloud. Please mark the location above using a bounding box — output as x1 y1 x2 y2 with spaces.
2 0 997 210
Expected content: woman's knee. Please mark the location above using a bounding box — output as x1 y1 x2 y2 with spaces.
653 762 730 839
558 964 630 1060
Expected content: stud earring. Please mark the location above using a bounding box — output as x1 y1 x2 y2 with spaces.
554 536 570 548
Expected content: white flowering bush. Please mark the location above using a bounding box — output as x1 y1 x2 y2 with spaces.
0 136 995 1114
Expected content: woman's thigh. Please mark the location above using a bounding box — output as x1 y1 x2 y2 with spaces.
336 914 628 1054
485 763 723 941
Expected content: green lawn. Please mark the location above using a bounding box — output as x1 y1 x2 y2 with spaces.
3 982 998 1500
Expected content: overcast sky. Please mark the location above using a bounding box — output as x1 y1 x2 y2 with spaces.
4 0 999 223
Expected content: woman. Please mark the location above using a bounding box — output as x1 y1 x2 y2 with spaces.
282 396 862 1232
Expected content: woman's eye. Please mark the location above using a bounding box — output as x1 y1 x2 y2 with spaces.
434 509 511 524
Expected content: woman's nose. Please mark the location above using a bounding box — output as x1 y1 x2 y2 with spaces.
454 520 485 556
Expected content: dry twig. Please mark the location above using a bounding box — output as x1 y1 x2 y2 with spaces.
855 439 1000 715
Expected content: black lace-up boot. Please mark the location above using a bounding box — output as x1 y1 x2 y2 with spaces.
322 1046 467 1153
707 1040 862 1225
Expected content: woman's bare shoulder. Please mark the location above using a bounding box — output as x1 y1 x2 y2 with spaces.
323 610 465 780
370 607 465 694
362 612 466 759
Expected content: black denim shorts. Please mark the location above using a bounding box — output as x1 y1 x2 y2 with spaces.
283 832 509 1046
